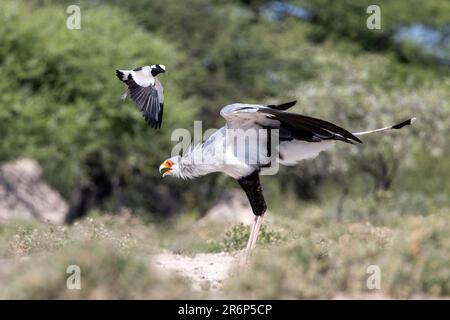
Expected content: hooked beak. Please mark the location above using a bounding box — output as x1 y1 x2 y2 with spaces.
159 161 172 177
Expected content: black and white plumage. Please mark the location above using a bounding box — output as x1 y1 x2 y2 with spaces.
116 64 166 129
159 100 416 263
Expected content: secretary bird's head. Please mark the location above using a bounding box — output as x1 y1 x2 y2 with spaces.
159 156 181 178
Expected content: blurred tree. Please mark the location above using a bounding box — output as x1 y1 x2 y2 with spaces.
1 0 449 222
0 1 199 220
297 0 450 64
111 0 308 119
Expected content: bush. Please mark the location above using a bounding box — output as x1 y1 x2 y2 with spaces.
0 243 195 299
208 223 286 252
0 1 199 216
223 208 450 299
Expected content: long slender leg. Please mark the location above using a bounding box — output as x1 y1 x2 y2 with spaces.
240 216 258 267
241 214 265 266
246 216 258 253
237 171 267 266
250 214 264 250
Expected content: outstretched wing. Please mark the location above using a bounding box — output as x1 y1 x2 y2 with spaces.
258 108 362 144
220 101 361 144
116 69 164 129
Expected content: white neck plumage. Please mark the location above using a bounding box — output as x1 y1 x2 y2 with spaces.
176 144 218 180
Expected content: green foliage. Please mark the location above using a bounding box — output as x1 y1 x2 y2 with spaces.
0 202 448 298
223 208 450 298
0 215 197 299
0 0 448 216
208 223 286 252
0 244 194 299
382 213 450 297
299 0 450 62
0 214 155 258
0 1 200 214
106 0 318 128
0 0 448 299
271 46 450 199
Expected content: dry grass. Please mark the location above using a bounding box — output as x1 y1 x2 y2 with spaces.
0 195 448 299
222 202 450 299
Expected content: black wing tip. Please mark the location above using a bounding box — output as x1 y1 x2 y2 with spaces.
143 116 162 129
337 135 361 145
153 120 162 129
351 135 363 144
392 117 417 129
267 100 297 111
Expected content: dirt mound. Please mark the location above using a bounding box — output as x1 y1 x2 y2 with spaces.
0 158 68 224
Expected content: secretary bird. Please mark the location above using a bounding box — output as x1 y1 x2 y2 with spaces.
159 100 415 263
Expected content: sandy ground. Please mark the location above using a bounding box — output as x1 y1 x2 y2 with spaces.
151 251 239 293
149 252 401 299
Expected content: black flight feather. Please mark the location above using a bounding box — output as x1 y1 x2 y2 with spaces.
267 100 297 111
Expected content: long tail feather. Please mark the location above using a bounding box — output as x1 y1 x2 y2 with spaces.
353 117 416 136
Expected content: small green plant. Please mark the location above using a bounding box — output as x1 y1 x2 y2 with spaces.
208 223 286 252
